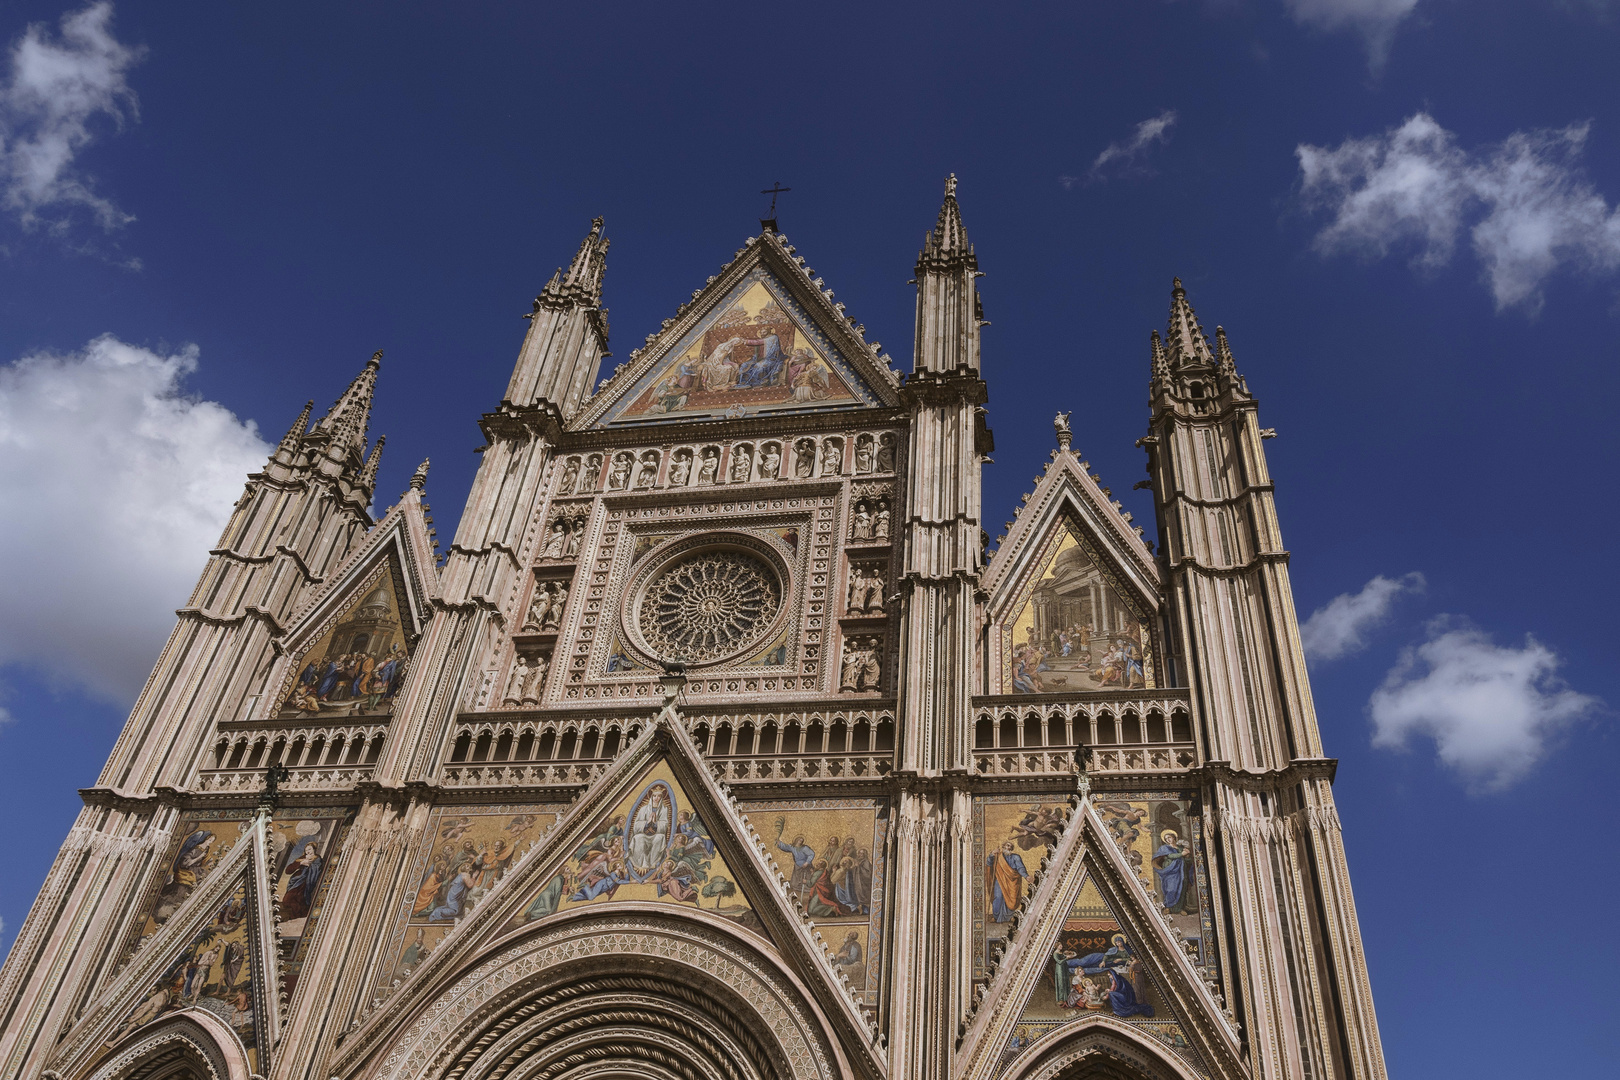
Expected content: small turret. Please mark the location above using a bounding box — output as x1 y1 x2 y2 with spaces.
356 434 385 500
912 175 984 375
313 350 383 466
1152 279 1248 414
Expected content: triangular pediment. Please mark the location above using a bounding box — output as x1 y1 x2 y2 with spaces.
577 232 901 429
331 709 883 1077
984 450 1163 697
49 817 283 1080
957 800 1244 1080
266 495 436 724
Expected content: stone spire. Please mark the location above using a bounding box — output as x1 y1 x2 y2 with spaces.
506 218 612 418
918 173 975 270
316 350 383 461
912 175 983 374
1165 278 1213 369
538 216 609 307
357 434 385 497
272 399 314 467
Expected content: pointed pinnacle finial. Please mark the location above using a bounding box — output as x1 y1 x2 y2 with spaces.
410 458 431 491
1172 277 1184 293
1165 277 1212 367
920 174 973 266
278 400 314 453
369 349 383 367
358 435 385 493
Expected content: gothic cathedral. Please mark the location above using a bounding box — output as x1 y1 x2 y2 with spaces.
0 180 1387 1080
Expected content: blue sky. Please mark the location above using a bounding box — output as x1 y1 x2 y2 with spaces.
1 2 1617 1073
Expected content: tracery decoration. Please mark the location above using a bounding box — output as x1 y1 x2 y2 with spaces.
637 549 782 664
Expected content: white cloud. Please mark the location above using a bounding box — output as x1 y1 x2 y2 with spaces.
1064 110 1177 187
1300 572 1424 661
0 335 270 703
1369 620 1600 792
1283 0 1420 68
1298 113 1620 314
0 3 144 233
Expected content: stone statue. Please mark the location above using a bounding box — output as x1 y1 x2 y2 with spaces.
558 457 580 494
581 453 602 491
821 439 843 476
759 443 781 479
564 516 584 557
857 639 881 690
840 642 865 692
524 588 551 631
635 454 658 488
875 501 891 540
697 447 719 484
851 502 872 540
854 437 874 474
876 433 896 472
862 569 885 612
607 453 632 490
795 440 815 478
669 451 692 486
544 583 568 628
503 656 528 706
521 653 548 704
846 567 866 612
730 446 752 481
1054 411 1072 449
540 521 567 560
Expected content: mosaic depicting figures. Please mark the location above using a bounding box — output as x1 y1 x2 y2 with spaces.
502 764 759 934
614 275 867 422
106 882 259 1067
1095 795 1211 967
976 798 1067 975
1005 527 1154 694
1000 877 1196 1072
127 810 349 998
748 798 888 1006
377 806 557 992
277 565 413 718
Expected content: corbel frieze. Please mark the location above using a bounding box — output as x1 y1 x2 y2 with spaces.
1160 481 1277 510
898 369 989 408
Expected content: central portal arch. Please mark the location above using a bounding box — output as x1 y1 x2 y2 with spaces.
357 908 852 1080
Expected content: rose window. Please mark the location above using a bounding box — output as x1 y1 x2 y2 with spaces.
637 550 782 664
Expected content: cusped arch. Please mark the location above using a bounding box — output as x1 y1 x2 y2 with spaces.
1002 1014 1204 1080
83 1011 249 1080
357 908 851 1080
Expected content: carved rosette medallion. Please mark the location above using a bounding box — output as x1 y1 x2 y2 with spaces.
631 542 785 665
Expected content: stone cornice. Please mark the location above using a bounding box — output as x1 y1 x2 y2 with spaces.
1165 550 1291 576
1204 757 1337 791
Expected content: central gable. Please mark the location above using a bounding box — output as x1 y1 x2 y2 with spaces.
595 264 888 427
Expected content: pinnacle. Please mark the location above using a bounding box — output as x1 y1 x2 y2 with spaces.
1165 277 1212 368
317 350 383 460
278 400 314 453
920 173 974 266
540 216 610 306
409 457 431 491
357 435 385 494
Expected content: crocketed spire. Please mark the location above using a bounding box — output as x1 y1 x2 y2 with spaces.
275 399 313 457
357 434 385 496
537 217 610 307
1165 278 1214 369
918 174 975 269
317 350 383 460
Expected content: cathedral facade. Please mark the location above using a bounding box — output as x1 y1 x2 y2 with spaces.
0 180 1387 1080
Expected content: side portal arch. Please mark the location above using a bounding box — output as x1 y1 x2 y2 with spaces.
1001 1014 1206 1080
82 1011 250 1080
